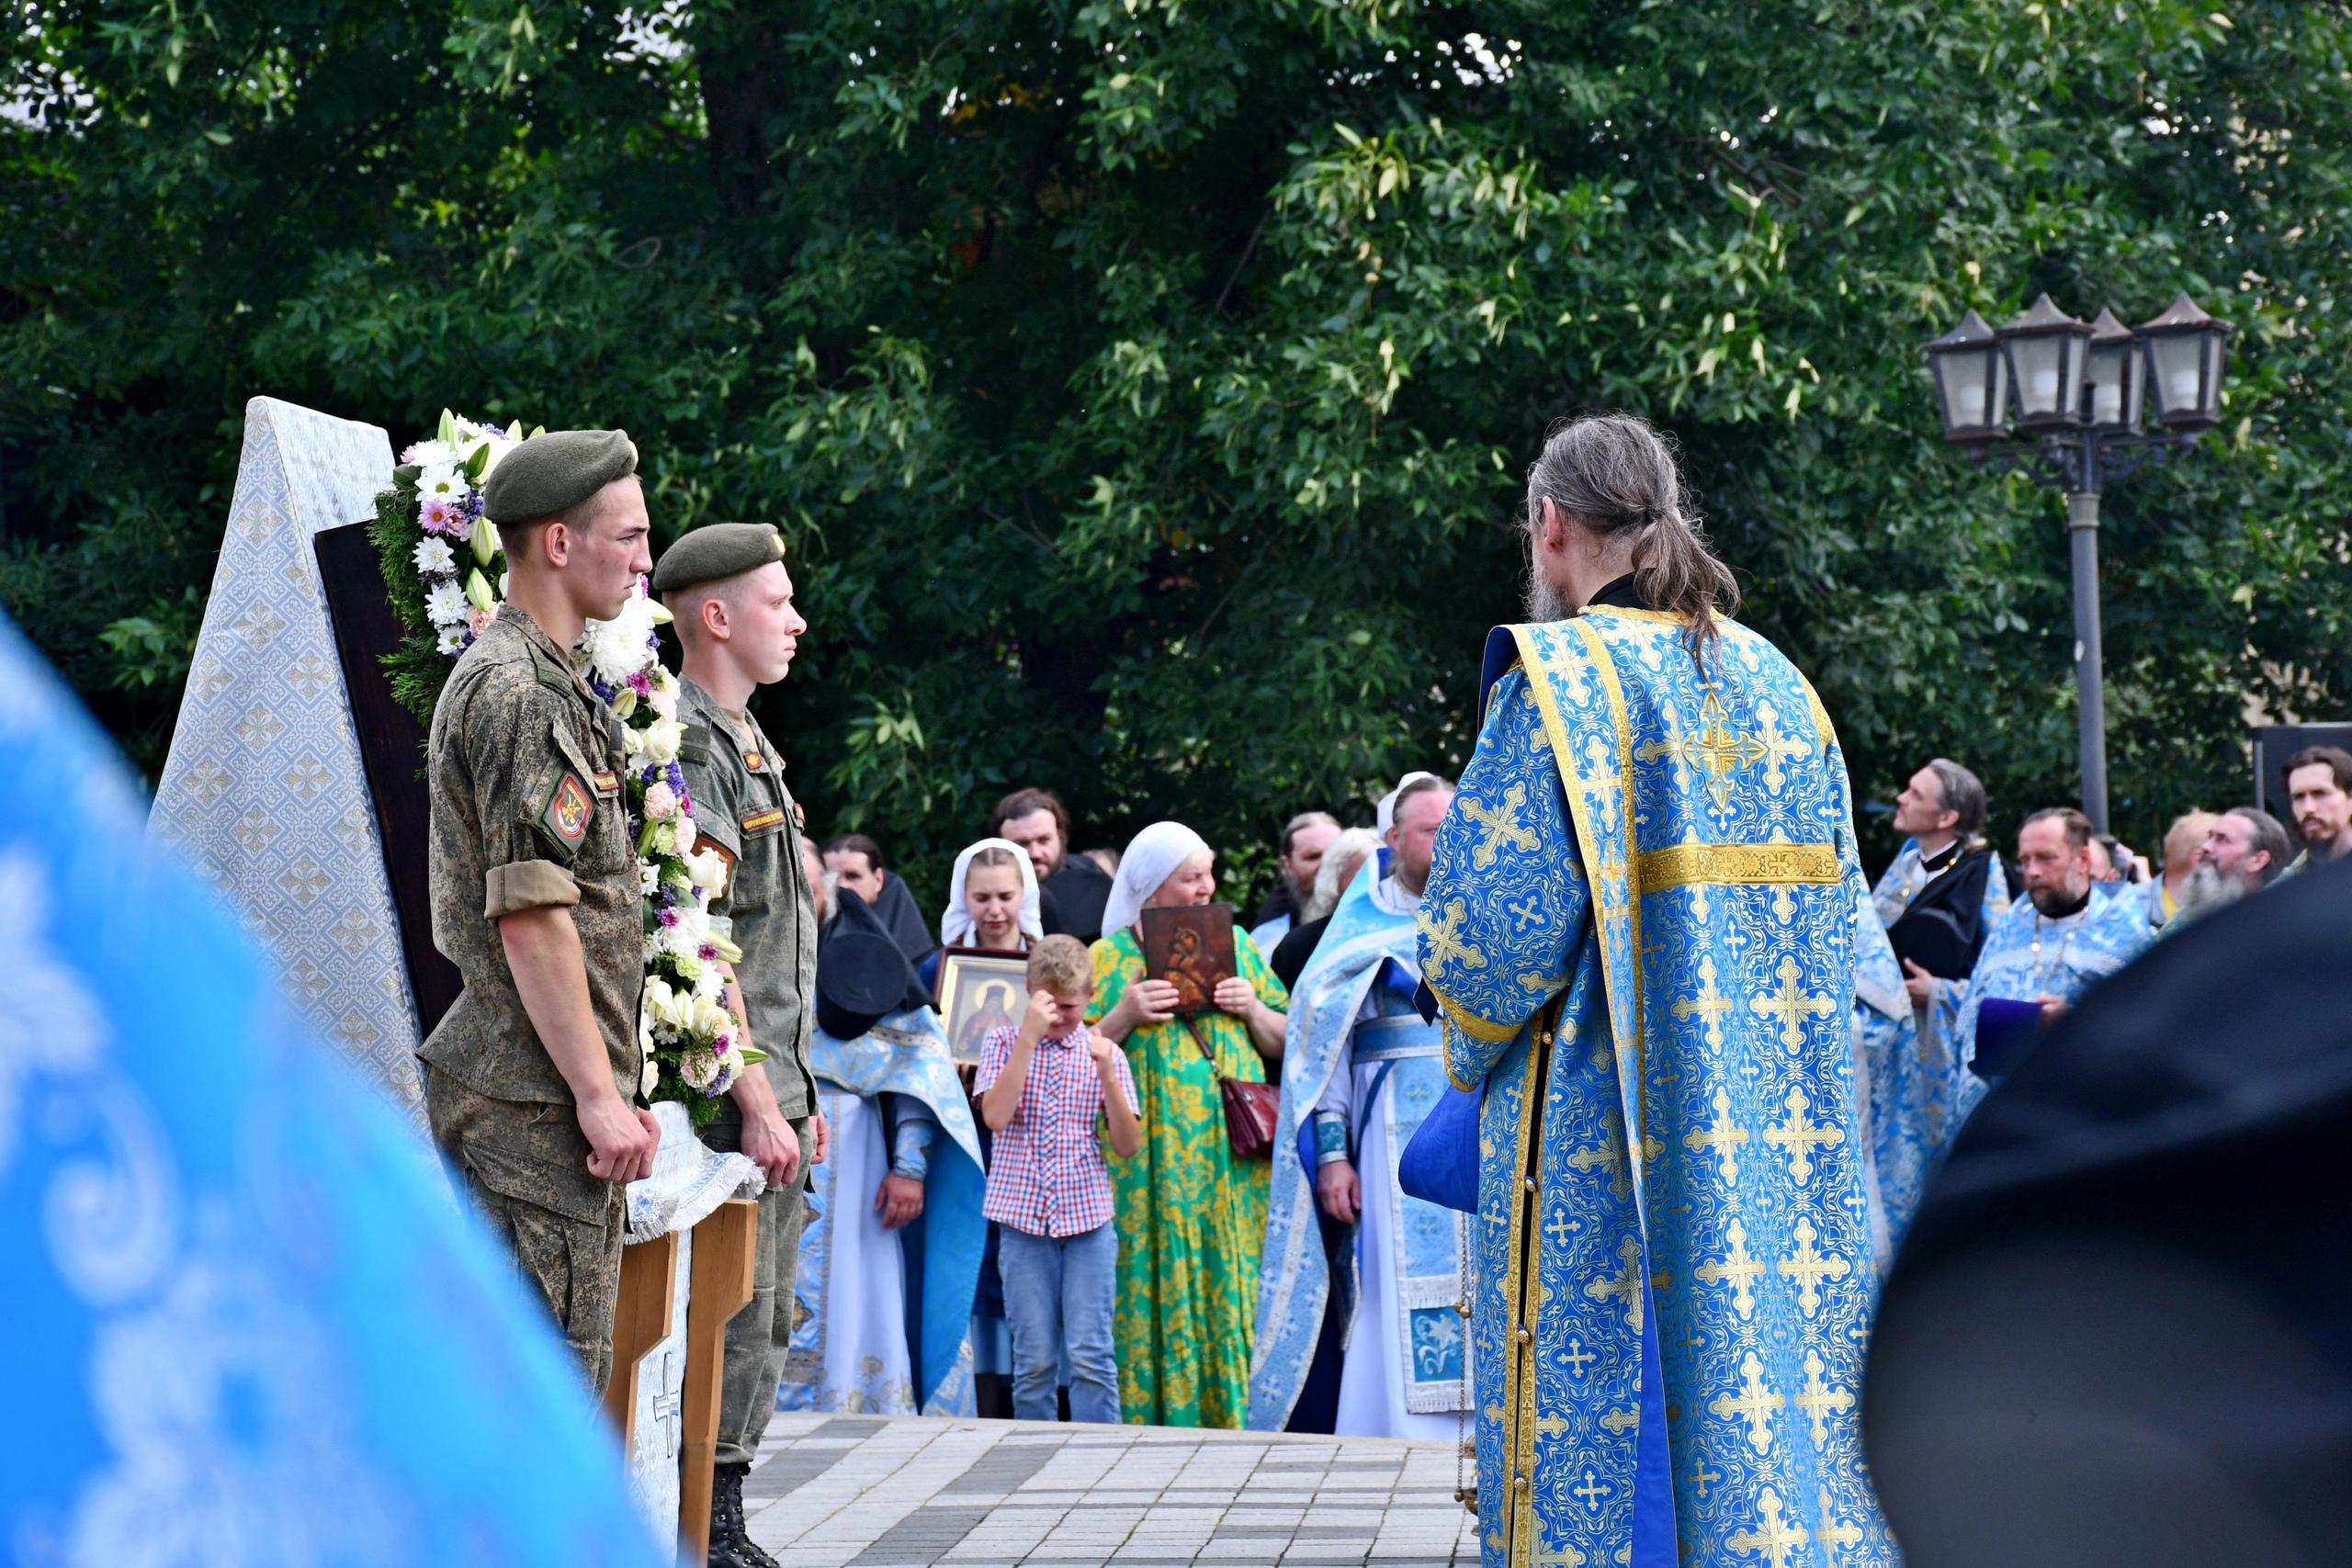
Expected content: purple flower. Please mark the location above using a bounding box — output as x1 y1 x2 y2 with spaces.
697 942 720 962
657 908 680 928
627 669 653 698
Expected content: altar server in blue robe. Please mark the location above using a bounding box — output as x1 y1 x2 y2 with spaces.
778 895 985 1416
1936 807 2155 1115
1250 774 1470 1439
1418 415 1894 1568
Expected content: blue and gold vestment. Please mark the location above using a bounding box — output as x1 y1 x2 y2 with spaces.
1419 607 1894 1568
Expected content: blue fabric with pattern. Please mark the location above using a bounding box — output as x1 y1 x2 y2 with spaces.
0 614 662 1563
1419 609 1895 1568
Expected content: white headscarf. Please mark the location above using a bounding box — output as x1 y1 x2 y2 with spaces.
1102 821 1212 936
939 837 1043 948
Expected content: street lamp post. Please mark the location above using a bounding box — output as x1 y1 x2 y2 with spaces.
1924 291 2233 833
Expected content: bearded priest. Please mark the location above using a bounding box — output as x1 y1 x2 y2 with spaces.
1418 415 1893 1568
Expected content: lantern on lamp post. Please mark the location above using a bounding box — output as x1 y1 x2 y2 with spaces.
1923 290 2232 833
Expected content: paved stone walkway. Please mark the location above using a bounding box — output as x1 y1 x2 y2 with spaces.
745 1413 1480 1567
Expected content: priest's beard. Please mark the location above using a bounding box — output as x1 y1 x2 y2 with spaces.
1524 570 1574 623
2176 861 2245 916
2027 878 2090 918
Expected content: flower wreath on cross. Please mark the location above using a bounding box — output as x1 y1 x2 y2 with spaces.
369 410 760 1126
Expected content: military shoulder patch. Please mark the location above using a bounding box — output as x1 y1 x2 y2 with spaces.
792 800 806 829
741 806 787 833
742 750 765 772
680 723 712 765
537 771 595 858
591 768 620 795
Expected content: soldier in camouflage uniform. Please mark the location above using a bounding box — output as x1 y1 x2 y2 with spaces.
421 428 662 1393
654 523 824 1568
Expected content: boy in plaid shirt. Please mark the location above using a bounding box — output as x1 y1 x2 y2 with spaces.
976 934 1143 1423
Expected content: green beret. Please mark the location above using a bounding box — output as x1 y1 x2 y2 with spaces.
480 429 639 525
651 522 788 594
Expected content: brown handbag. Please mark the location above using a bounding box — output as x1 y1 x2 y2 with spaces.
1182 1014 1280 1160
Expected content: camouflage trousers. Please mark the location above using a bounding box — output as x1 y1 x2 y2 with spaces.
707 1116 810 1468
426 1065 629 1395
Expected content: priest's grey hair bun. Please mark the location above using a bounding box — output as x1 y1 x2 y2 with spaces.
1524 412 1739 653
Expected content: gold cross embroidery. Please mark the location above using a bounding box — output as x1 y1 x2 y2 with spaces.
1707 1350 1782 1456
1571 1470 1611 1512
1420 898 1487 976
1668 954 1734 1049
1566 1125 1661 1200
1751 701 1814 795
1725 1487 1811 1568
1683 1089 1748 1186
1598 1406 1639 1435
1794 1349 1855 1450
1584 1236 1645 1332
1777 1217 1851 1319
1634 688 1771 812
1562 1338 1596 1378
1543 1206 1580 1253
1749 954 1837 1052
1817 1489 1865 1561
1762 1084 1843 1188
1693 1218 1764 1321
1463 783 1540 868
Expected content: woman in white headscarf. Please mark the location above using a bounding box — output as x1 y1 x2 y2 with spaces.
1089 820 1289 1427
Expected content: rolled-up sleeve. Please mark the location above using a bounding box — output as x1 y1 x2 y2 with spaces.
485 859 582 918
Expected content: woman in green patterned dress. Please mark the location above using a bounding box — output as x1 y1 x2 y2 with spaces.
1090 821 1289 1427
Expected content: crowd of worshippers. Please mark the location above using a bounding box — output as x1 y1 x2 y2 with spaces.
781 746 2352 1439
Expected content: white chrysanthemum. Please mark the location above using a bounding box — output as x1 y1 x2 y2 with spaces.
679 1048 721 1092
580 592 659 686
435 626 466 655
692 965 727 999
401 439 456 468
424 582 470 626
413 536 457 576
640 1057 659 1098
416 463 465 501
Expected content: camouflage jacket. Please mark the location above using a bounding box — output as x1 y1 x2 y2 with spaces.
420 604 645 1108
677 676 820 1122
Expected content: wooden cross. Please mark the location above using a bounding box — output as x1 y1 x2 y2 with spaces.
1749 955 1838 1052
1693 1218 1764 1322
1571 1470 1611 1513
1725 1487 1811 1568
1463 782 1541 868
1794 1348 1855 1450
1817 1488 1865 1561
1668 955 1734 1050
1762 1084 1843 1188
1706 1350 1783 1457
1562 1337 1597 1378
1777 1217 1852 1319
1421 897 1487 976
1583 1236 1645 1332
1682 1088 1749 1187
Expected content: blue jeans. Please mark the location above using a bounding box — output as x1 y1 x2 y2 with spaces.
996 1222 1120 1424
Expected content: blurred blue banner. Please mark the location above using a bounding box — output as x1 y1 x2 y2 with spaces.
0 611 660 1567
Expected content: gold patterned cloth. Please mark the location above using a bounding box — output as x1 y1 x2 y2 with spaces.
1090 927 1287 1427
1419 608 1895 1568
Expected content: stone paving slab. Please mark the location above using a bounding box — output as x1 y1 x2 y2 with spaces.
745 1414 1479 1568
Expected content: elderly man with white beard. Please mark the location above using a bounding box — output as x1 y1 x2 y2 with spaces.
2173 805 2293 921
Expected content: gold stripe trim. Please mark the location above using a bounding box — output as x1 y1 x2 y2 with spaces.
1578 604 1690 626
1433 989 1522 1044
1633 841 1842 893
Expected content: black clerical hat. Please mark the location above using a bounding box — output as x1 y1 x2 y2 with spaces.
815 890 922 1040
1866 859 2352 1567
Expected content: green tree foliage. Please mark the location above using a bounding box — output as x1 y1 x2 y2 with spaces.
6 0 2350 907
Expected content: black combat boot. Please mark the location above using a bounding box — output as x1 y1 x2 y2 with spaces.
706 1461 782 1568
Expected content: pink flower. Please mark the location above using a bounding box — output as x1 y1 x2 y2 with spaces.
467 605 496 638
657 908 681 929
698 942 722 963
628 670 653 698
420 496 465 535
642 781 679 820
